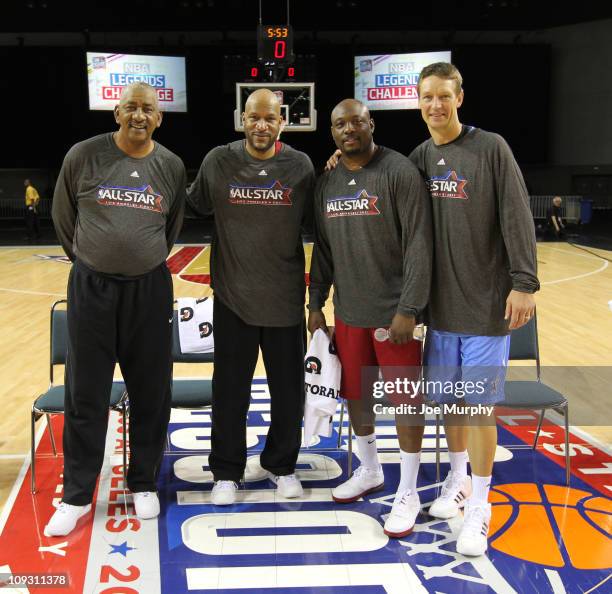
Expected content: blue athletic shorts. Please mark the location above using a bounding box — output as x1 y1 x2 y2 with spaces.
423 329 511 405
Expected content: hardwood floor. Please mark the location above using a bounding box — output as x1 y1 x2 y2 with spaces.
1 241 610 510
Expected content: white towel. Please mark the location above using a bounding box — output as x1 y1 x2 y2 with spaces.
303 329 341 446
177 297 214 353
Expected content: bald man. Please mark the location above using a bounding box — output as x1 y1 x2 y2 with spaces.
308 99 432 537
187 89 315 505
548 196 565 238
48 83 186 536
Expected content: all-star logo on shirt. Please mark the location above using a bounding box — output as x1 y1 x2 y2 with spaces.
437 158 446 165
427 169 468 200
130 170 140 178
348 179 356 186
97 184 164 213
228 180 292 206
326 189 380 218
258 170 268 176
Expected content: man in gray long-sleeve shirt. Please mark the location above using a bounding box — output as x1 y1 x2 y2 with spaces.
308 99 433 539
187 89 315 505
46 82 186 537
410 62 539 557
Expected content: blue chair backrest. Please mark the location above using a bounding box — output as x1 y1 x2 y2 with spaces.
50 307 68 366
171 310 214 364
509 316 538 361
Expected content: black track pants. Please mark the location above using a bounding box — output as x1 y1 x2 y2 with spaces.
208 298 305 482
62 259 173 505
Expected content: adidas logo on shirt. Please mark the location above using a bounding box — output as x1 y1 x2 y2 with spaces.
437 158 446 165
130 171 140 178
258 170 268 176
348 179 356 185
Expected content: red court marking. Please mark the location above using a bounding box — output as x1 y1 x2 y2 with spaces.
0 416 92 593
178 274 211 284
166 246 203 274
496 409 612 496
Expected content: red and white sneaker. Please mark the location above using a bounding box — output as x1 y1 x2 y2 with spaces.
383 489 421 538
456 501 492 556
332 465 384 503
429 472 472 519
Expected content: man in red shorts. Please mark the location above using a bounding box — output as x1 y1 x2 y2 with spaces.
308 98 432 537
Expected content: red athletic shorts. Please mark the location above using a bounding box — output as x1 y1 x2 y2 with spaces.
334 316 422 401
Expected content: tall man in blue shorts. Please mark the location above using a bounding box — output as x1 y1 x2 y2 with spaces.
410 62 539 556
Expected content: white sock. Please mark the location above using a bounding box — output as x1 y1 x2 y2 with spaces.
397 450 421 493
470 474 492 506
449 450 468 478
355 433 380 471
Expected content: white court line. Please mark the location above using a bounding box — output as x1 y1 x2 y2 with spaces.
0 244 59 250
569 425 612 456
540 245 609 285
0 421 47 535
542 259 608 285
0 286 65 297
178 488 335 505
0 454 27 460
544 569 566 594
584 573 612 594
546 245 609 260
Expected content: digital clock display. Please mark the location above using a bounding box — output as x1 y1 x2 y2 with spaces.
257 24 294 63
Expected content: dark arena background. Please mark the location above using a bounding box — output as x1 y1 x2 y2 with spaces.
0 2 611 594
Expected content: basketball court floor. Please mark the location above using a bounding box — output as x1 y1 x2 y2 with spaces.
0 241 610 593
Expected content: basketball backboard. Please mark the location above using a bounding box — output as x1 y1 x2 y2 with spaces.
234 82 317 132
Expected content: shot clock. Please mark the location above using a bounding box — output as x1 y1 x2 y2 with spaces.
257 24 294 63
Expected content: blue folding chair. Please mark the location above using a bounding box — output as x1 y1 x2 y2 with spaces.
30 300 128 493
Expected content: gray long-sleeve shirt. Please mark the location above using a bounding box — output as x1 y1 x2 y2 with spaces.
187 140 315 327
52 133 186 276
409 125 540 336
309 146 432 327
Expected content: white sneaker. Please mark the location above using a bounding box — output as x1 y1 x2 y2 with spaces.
211 480 238 505
332 465 384 503
456 501 492 556
269 473 304 498
44 502 91 537
133 491 160 519
429 472 472 519
384 489 421 538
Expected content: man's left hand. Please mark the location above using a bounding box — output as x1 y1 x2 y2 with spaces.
505 290 536 330
388 313 416 344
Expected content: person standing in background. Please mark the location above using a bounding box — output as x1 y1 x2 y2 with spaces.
548 195 565 239
24 178 41 240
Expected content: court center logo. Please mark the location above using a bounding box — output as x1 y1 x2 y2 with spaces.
488 483 611 569
427 170 468 200
97 183 164 212
326 189 380 218
229 180 292 206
